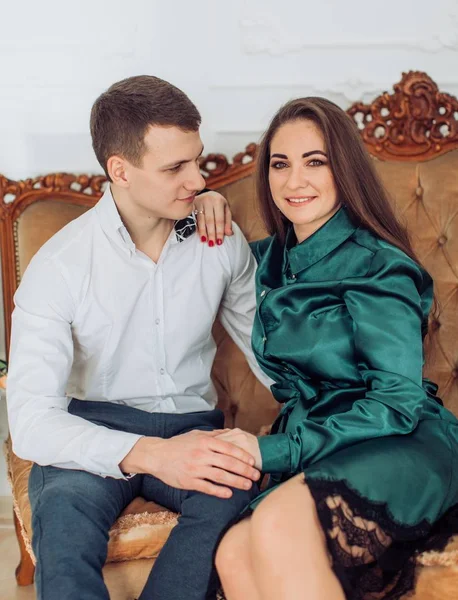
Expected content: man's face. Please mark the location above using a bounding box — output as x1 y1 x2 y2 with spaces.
122 124 206 221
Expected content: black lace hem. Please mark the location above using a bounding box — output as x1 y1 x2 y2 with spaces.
306 477 458 600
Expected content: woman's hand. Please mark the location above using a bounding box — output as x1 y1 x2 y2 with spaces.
194 191 233 247
216 428 262 470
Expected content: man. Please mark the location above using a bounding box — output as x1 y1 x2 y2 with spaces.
7 75 271 600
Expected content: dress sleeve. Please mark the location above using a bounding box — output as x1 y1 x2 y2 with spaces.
249 240 262 263
259 248 434 473
218 225 274 389
249 237 272 264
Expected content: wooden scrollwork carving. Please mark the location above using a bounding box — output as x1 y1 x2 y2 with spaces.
347 71 458 161
0 173 107 222
200 143 258 187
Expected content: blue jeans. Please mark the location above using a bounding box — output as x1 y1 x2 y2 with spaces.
28 400 257 600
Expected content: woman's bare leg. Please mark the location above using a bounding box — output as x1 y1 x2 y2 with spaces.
249 473 345 600
215 517 260 600
217 473 346 600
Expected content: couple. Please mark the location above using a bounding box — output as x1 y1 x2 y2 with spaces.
7 75 458 600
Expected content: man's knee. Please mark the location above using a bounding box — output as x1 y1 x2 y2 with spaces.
184 485 257 529
29 465 123 535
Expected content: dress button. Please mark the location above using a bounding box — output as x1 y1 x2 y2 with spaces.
160 368 165 375
155 318 160 325
260 290 266 297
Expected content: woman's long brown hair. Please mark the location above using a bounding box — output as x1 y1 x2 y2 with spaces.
256 97 419 262
256 96 439 336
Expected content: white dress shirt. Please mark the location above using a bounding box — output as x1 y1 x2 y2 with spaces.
7 187 272 479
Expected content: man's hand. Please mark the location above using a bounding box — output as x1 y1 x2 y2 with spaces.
216 428 262 471
194 191 233 247
120 430 260 499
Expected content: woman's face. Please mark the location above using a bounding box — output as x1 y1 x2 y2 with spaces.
268 119 341 243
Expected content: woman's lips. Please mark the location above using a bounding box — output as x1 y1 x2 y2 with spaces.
285 196 317 207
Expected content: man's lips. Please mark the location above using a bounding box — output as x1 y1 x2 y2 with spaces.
177 194 196 203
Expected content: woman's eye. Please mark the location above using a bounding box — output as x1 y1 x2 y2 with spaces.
270 161 287 169
309 159 324 167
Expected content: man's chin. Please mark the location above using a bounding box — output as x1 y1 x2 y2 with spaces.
172 203 195 220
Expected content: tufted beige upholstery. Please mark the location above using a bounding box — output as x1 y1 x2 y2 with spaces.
373 152 458 416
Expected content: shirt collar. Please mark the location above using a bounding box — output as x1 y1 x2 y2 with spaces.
95 185 197 254
284 207 358 275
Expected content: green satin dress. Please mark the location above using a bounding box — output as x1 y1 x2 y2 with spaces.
248 207 458 599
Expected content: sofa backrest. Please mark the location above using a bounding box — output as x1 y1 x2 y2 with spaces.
347 71 458 417
1 71 458 432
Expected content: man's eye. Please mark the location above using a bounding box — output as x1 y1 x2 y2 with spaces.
169 164 182 173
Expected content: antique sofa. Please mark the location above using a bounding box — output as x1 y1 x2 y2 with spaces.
1 71 458 599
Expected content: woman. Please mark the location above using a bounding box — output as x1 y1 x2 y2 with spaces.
209 98 458 600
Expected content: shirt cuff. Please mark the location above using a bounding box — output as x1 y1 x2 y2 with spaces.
258 433 292 473
92 429 143 479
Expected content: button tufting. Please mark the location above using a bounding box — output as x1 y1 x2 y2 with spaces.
431 320 441 331
438 235 447 246
452 369 458 379
415 186 423 197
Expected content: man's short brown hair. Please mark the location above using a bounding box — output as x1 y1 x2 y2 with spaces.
90 75 201 179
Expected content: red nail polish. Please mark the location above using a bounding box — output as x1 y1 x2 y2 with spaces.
217 239 222 246
208 240 214 247
201 236 207 242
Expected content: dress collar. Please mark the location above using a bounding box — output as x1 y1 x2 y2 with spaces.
283 207 358 275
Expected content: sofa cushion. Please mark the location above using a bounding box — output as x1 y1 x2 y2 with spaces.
4 436 178 564
373 151 458 416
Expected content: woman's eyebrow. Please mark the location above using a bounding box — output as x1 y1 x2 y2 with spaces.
270 150 327 159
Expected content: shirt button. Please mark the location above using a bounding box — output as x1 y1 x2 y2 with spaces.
155 318 160 325
262 336 267 343
160 368 165 375
260 290 266 297
290 273 296 279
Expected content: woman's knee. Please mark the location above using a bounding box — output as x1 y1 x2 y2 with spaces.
215 520 251 578
250 476 319 546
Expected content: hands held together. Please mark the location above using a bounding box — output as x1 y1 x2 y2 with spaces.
121 427 262 500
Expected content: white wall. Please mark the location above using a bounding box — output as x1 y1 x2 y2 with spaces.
1 0 458 494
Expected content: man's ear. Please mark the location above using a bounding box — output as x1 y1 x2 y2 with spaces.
107 155 129 187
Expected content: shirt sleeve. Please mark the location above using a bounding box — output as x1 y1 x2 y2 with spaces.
7 254 142 479
259 248 433 473
218 224 274 390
